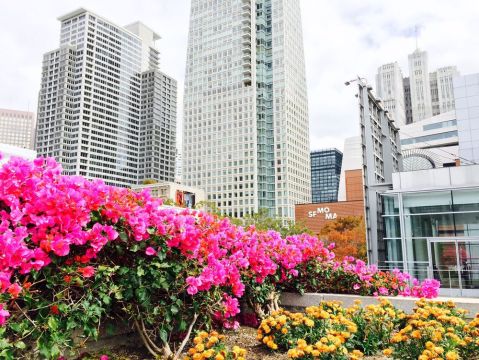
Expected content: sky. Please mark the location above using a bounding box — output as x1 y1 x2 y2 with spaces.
1 0 479 151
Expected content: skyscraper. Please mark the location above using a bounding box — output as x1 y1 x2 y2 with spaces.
408 49 433 122
375 62 406 126
35 8 177 187
377 49 458 125
0 108 36 149
310 149 342 203
182 0 311 219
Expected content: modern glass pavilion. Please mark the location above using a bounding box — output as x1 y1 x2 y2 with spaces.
381 165 479 297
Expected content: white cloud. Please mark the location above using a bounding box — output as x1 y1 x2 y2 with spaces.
1 0 479 152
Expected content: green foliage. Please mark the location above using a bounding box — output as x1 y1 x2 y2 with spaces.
0 232 224 358
231 209 312 237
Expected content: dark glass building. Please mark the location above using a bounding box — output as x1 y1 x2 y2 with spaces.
311 149 343 203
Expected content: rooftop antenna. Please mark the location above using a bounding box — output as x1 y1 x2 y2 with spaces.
415 25 419 50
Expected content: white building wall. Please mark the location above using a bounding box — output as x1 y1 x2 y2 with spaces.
0 109 36 149
437 66 459 114
408 49 433 122
337 136 362 201
272 0 311 219
376 62 406 126
454 73 479 164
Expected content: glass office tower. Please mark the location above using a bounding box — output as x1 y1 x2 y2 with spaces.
310 149 342 203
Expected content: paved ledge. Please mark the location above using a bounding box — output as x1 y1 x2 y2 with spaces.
280 292 479 318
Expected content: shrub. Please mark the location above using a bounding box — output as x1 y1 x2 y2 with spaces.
347 299 405 355
257 302 364 359
0 156 440 358
183 330 247 360
385 299 479 360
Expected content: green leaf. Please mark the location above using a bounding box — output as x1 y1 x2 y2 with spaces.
137 267 145 277
147 227 156 235
159 329 168 343
14 341 26 350
101 295 111 305
170 305 179 315
47 317 58 331
178 320 187 332
119 231 128 241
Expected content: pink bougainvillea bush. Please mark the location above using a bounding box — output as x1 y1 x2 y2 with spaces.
0 156 439 358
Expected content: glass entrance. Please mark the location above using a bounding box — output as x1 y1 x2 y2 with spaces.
428 238 479 297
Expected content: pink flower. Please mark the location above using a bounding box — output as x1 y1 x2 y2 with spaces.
145 247 156 256
0 304 10 325
378 287 389 295
78 266 95 278
222 294 240 318
223 320 240 330
100 356 109 360
353 284 361 290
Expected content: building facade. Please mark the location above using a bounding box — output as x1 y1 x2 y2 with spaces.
0 109 36 149
182 0 310 219
375 62 406 126
377 50 459 125
337 136 362 201
310 149 342 203
403 77 413 125
400 111 459 171
453 73 479 165
296 169 364 237
138 70 177 183
358 80 402 264
132 182 206 208
408 49 433 122
35 8 177 187
381 165 479 297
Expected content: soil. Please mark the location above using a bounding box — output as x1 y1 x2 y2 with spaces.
81 326 386 360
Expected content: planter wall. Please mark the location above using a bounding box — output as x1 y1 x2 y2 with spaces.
280 292 479 318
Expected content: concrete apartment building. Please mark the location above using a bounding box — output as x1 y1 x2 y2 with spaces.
35 8 177 187
359 80 402 264
182 0 311 219
0 109 36 149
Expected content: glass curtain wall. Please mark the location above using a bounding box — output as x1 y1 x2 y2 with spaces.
382 188 479 292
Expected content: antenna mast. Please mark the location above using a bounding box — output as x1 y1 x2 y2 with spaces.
415 25 419 50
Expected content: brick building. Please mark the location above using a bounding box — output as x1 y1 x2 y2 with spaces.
295 169 364 236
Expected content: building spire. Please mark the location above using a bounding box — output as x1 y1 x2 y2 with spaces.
415 25 419 50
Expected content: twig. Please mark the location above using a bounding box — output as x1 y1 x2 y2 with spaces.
134 318 160 358
14 302 36 327
174 312 199 359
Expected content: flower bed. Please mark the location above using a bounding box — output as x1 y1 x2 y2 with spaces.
257 299 479 359
0 156 439 358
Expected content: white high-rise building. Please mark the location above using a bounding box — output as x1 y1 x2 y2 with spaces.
408 49 433 122
436 66 459 114
0 109 36 149
35 8 177 187
376 62 406 126
183 0 310 219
